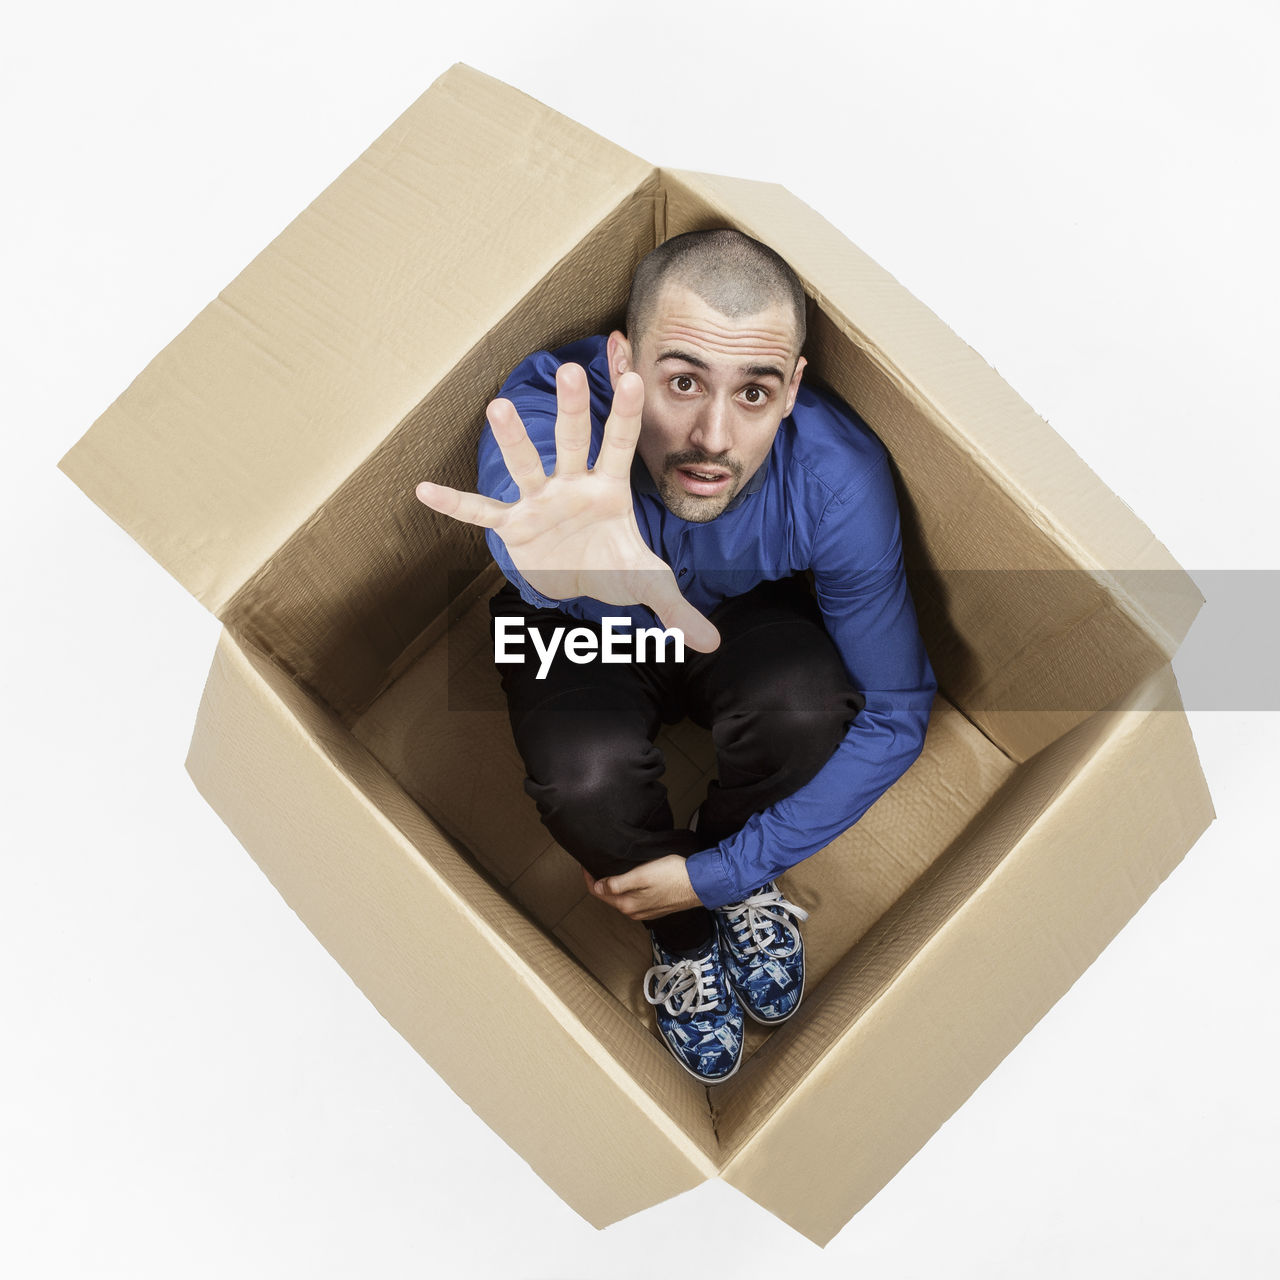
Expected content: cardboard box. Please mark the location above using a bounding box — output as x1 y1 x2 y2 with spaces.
56 63 1214 1244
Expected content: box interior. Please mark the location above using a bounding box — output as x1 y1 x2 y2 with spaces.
198 173 1184 1161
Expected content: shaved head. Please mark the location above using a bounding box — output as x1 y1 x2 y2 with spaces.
626 228 807 362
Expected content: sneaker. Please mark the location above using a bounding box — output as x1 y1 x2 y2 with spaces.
643 933 744 1083
714 882 810 1025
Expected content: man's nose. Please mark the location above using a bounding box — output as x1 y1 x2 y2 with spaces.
690 396 732 455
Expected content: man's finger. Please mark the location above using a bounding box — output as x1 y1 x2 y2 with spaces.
415 481 509 530
594 371 644 481
641 574 722 654
553 362 592 476
487 398 549 499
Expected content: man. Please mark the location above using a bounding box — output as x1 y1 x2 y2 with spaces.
416 228 936 1084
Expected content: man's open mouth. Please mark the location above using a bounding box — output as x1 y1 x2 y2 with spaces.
674 465 734 497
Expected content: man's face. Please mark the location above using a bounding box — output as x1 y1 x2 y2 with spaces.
607 283 806 523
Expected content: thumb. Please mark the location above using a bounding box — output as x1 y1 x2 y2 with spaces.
600 866 641 895
642 578 721 654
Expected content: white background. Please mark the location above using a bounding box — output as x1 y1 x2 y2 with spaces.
6 1 1278 1275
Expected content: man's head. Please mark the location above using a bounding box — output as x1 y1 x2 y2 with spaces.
606 228 808 522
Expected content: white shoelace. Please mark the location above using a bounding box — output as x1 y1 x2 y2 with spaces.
721 884 809 959
644 952 720 1016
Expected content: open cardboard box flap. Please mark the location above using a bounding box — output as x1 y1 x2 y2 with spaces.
56 64 654 616
57 64 1215 1242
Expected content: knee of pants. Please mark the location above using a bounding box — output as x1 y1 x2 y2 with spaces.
715 671 864 777
515 711 663 823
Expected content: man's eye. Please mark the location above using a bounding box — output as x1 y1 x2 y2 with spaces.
742 386 768 404
672 375 697 393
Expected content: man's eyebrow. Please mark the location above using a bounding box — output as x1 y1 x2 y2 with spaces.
655 349 710 370
655 350 787 382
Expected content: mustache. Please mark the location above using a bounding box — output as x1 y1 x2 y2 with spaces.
663 450 742 477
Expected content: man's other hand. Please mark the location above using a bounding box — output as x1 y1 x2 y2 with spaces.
414 362 720 653
583 857 703 921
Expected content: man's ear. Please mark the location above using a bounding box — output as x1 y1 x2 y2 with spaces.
784 354 808 417
606 329 633 389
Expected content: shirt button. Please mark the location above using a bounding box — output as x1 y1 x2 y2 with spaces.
678 568 687 578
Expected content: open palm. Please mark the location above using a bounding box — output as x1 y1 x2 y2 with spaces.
415 362 721 653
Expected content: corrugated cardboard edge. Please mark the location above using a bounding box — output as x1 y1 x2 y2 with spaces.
56 63 654 617
719 664 1214 1244
662 169 1203 659
184 626 718 1227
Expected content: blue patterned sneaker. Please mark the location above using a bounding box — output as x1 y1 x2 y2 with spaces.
714 882 810 1025
643 933 744 1083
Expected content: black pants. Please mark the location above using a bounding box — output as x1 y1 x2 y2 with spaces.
488 575 865 951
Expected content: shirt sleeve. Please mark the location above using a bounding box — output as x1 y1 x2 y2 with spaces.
683 451 937 909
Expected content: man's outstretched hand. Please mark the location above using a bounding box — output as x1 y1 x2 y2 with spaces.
415 362 721 653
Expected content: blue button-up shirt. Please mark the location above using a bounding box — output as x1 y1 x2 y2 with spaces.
478 334 937 908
